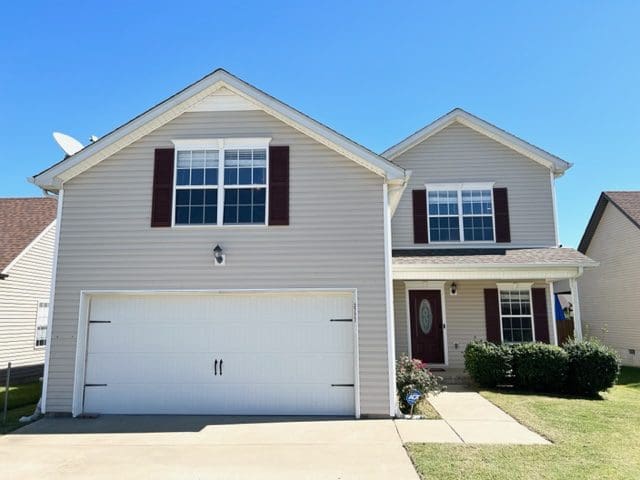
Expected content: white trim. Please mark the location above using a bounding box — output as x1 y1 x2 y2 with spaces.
569 277 583 341
382 108 571 176
382 184 397 417
548 281 559 346
171 137 271 150
41 190 63 414
352 289 361 419
71 287 360 418
425 182 495 191
496 282 534 291
32 69 406 190
393 265 586 281
497 285 536 344
403 281 449 367
1 220 56 276
550 170 560 246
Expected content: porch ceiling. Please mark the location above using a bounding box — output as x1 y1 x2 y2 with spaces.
392 248 597 281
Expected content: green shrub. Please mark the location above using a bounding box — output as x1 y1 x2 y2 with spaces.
511 342 569 392
564 339 620 395
396 355 444 413
464 341 512 387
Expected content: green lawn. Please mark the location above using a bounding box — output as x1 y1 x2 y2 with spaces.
0 381 41 434
407 367 640 480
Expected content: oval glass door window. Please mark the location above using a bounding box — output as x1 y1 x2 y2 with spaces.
419 299 433 334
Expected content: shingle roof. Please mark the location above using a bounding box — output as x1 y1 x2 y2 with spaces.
578 191 640 253
393 248 596 267
0 197 57 273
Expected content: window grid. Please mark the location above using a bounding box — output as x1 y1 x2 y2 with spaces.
427 188 495 242
428 190 460 242
174 147 268 226
499 290 534 343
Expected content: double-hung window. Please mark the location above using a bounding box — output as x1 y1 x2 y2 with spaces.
35 301 48 347
172 139 269 226
498 285 534 343
426 183 495 242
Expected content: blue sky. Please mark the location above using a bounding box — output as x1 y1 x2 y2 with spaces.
1 1 638 247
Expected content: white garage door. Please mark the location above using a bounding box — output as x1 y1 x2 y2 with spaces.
82 291 356 416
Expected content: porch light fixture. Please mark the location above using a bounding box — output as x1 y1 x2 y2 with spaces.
449 282 458 296
213 244 225 266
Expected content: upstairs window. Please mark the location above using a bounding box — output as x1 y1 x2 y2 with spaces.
172 139 270 226
426 183 495 242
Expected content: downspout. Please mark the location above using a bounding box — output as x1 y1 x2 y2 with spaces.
382 182 398 417
40 186 63 414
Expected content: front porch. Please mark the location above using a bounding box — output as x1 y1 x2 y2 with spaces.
391 248 598 371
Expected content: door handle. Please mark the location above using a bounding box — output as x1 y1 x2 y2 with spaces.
214 359 218 375
219 359 223 376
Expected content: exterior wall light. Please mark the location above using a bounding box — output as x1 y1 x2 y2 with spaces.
213 244 226 266
450 282 458 296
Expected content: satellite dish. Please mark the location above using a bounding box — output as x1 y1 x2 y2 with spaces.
52 132 84 156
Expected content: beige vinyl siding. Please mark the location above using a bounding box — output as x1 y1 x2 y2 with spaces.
394 280 554 368
390 122 557 248
46 110 390 415
0 224 55 370
579 203 640 366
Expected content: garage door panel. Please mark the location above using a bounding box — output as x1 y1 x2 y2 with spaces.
84 383 354 416
83 292 356 416
85 351 354 385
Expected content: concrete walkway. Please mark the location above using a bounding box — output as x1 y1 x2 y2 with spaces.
395 391 550 445
1 416 419 480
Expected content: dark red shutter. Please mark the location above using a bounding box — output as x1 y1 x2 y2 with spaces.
484 289 501 344
412 189 428 243
151 148 175 227
531 288 550 344
493 187 511 243
269 146 289 226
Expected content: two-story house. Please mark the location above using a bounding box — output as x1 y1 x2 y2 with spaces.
31 69 595 419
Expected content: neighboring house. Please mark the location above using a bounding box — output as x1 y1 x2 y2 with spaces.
31 69 595 418
0 197 57 383
578 192 640 366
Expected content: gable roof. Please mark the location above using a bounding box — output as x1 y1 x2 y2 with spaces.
0 197 57 277
382 108 572 176
31 69 406 191
578 191 640 253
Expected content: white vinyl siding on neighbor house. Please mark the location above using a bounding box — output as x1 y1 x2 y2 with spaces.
390 122 557 248
579 203 640 366
393 280 553 368
45 109 390 416
0 224 55 371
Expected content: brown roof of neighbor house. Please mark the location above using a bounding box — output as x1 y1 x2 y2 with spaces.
393 248 597 267
0 197 58 274
578 191 640 253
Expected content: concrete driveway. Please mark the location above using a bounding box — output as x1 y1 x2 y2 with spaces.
0 416 418 480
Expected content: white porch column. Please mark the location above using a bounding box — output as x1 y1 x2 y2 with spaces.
547 281 559 346
569 277 583 341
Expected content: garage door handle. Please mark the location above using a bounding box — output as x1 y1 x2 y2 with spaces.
214 359 218 375
219 359 223 376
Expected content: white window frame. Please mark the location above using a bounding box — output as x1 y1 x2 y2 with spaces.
496 282 536 344
425 182 496 244
171 138 271 227
35 300 49 348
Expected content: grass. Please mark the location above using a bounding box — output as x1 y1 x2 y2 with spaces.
0 381 42 434
407 367 640 480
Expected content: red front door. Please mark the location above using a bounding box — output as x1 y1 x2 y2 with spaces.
409 290 445 364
